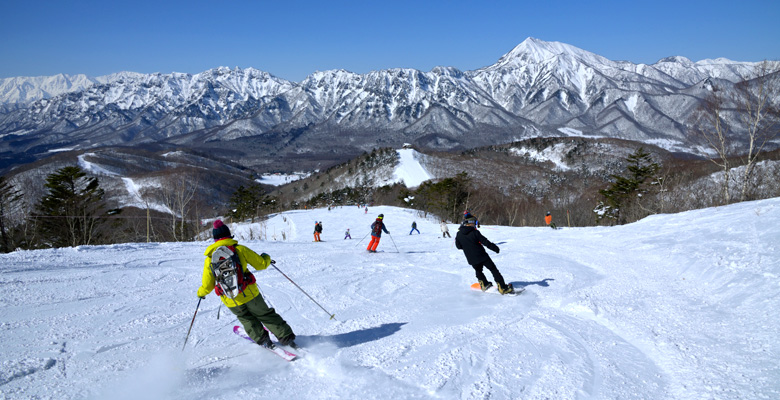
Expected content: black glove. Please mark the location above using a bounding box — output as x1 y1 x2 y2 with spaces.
198 295 206 300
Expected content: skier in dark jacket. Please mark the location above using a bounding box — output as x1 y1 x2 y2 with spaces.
461 209 480 228
314 221 323 241
455 217 514 294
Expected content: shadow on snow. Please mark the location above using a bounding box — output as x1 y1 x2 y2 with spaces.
511 278 554 289
300 322 407 348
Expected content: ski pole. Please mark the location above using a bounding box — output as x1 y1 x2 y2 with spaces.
182 298 202 351
270 261 336 320
387 232 400 253
355 231 370 247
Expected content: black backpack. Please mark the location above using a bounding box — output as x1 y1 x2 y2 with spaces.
210 245 256 299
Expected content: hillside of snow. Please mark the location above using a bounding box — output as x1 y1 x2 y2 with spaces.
1 198 779 399
375 148 433 188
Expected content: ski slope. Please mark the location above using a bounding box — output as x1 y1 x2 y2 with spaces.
1 199 779 399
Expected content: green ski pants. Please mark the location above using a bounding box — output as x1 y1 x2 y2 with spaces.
229 294 294 343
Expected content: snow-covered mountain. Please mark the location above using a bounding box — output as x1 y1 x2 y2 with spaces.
1 198 778 399
0 38 762 172
0 73 100 107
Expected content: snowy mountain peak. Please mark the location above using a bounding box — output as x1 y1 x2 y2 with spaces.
492 37 609 69
0 38 769 172
0 73 99 105
430 66 465 78
656 56 694 65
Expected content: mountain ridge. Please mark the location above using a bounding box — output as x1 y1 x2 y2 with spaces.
0 37 767 173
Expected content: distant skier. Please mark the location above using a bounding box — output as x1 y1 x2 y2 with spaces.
409 221 420 235
364 206 368 214
314 221 323 241
344 228 351 240
440 220 451 238
367 214 389 252
197 219 298 348
455 216 514 294
545 212 557 229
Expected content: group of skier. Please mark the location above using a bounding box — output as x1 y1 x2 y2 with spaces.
193 207 522 356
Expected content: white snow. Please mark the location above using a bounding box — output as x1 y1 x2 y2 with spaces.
624 94 639 114
120 177 172 214
77 153 118 176
46 147 76 153
258 173 310 187
557 127 606 139
510 145 571 171
1 198 779 399
380 149 433 188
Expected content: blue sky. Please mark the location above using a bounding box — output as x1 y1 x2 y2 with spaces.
2 0 778 82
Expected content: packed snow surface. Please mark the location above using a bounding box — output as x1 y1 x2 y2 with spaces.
1 198 779 399
382 149 433 188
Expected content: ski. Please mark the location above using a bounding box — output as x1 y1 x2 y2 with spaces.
470 282 524 296
233 325 299 362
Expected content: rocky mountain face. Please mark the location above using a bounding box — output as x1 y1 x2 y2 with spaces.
0 38 761 173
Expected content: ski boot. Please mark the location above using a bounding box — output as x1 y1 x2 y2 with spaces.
497 283 515 295
279 334 299 350
257 331 275 349
479 280 493 292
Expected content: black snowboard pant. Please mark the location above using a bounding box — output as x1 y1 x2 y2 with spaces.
472 258 507 288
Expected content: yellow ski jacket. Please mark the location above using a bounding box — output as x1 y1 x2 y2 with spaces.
197 238 272 307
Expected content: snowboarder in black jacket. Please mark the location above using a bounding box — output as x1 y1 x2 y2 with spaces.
455 217 514 294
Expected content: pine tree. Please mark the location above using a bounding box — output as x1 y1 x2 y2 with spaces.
35 166 107 248
228 182 265 223
596 148 660 225
0 176 22 253
403 172 471 222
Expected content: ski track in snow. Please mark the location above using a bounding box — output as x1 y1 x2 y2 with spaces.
1 201 779 399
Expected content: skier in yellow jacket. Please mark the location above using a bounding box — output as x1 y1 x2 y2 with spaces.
197 219 298 348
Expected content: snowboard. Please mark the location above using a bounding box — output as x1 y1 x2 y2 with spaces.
470 282 524 296
233 325 299 362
